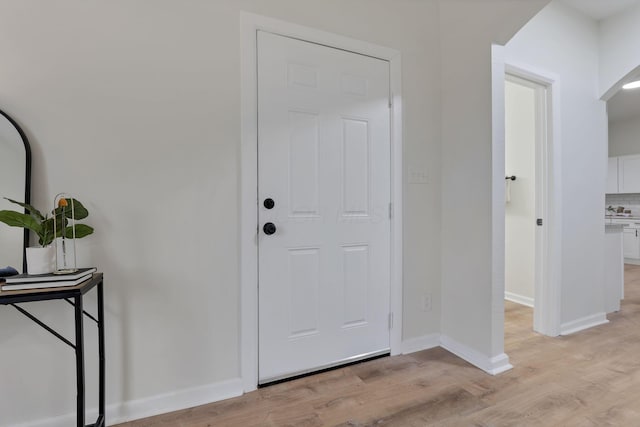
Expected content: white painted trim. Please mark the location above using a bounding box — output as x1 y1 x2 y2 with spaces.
440 335 513 376
560 313 609 335
240 11 259 394
240 11 403 391
108 378 243 425
624 258 640 266
504 291 535 308
501 59 563 338
11 378 243 427
400 333 440 355
389 44 404 357
505 62 557 86
490 44 508 359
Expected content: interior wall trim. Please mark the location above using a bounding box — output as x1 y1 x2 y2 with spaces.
440 334 513 376
504 292 535 308
560 313 609 336
400 333 441 355
11 378 244 427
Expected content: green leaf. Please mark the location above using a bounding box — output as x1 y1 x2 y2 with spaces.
53 198 89 220
41 215 70 246
4 197 45 221
40 217 55 246
1 197 94 246
63 224 94 239
0 210 42 234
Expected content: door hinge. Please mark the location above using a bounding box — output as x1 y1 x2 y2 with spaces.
389 202 393 219
537 218 543 226
389 94 393 109
388 312 394 330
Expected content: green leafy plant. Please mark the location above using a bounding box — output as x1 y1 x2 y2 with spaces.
0 197 94 247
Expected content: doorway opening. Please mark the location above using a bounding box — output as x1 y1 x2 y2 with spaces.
502 65 559 338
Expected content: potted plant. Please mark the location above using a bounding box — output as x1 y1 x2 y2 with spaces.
0 197 94 274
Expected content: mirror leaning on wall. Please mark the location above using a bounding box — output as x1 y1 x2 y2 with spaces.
0 109 31 274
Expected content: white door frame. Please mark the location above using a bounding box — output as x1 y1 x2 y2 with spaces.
504 71 555 333
492 46 562 341
240 12 403 392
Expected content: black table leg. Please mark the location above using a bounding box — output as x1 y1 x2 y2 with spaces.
75 295 85 427
98 279 105 425
0 274 104 427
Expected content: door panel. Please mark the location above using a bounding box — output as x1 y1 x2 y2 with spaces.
341 244 369 327
342 118 370 215
288 111 320 215
257 31 391 383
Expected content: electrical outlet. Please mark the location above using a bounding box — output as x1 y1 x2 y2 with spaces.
422 293 432 312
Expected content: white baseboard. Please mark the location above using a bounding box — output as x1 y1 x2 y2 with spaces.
560 313 609 335
440 335 513 375
8 334 522 427
624 258 640 266
8 377 244 427
504 291 534 308
401 333 440 354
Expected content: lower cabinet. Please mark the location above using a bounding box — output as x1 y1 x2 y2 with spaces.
623 227 640 259
605 226 624 312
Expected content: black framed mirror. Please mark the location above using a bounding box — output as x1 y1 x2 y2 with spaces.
0 109 31 273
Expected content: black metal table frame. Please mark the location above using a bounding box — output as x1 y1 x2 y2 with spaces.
0 273 105 427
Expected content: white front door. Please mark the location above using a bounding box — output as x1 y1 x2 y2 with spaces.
257 31 392 384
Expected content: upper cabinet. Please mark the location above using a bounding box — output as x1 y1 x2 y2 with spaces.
619 154 640 193
608 155 640 194
608 157 619 193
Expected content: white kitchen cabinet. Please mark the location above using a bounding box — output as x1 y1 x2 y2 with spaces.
607 157 619 193
623 227 640 259
618 154 640 193
605 225 624 312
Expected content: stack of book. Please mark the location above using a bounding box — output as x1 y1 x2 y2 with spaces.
0 267 96 291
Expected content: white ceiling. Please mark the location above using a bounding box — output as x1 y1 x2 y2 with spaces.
560 0 640 20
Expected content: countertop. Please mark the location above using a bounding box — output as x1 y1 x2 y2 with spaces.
605 215 640 220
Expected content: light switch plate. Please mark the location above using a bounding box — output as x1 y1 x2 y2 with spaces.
408 166 428 184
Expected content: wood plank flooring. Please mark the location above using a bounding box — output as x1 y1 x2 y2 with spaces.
115 265 640 426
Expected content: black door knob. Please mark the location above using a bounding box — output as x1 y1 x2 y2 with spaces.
263 198 275 209
263 222 277 235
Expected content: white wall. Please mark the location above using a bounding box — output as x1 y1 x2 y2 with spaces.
505 1 608 330
599 2 640 98
505 80 536 305
439 0 548 364
0 1 443 425
609 116 640 157
0 0 558 424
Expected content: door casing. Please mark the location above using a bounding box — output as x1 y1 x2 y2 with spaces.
504 72 555 334
240 12 403 392
492 45 562 348
504 63 561 337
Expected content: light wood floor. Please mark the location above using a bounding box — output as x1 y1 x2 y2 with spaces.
115 265 640 426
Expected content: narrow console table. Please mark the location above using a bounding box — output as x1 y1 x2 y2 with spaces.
0 273 105 427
